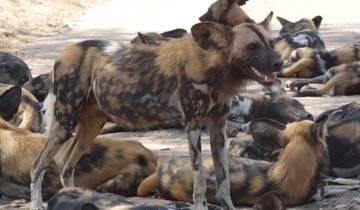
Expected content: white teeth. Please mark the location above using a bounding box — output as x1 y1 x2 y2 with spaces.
251 67 265 79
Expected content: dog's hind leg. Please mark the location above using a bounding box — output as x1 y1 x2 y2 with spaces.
298 73 346 96
207 103 235 210
59 96 106 187
186 125 207 210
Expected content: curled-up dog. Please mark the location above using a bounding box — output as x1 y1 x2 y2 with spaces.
287 61 360 96
30 15 282 210
227 93 312 136
137 117 329 207
0 83 43 133
0 52 32 85
0 86 158 200
280 42 360 78
274 16 325 65
234 103 360 178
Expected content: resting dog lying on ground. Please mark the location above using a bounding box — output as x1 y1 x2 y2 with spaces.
137 117 329 207
279 42 360 78
231 102 360 178
0 86 158 200
287 61 360 96
274 16 325 66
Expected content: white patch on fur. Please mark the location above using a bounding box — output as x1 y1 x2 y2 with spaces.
42 91 56 137
103 41 120 55
192 83 209 94
237 97 253 116
293 33 312 46
290 50 298 61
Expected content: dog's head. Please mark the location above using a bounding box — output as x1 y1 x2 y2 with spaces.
0 52 32 85
199 0 254 27
192 12 283 86
250 116 328 153
267 94 313 124
277 16 323 35
130 29 188 46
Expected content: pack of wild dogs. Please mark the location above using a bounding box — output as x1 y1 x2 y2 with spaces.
0 0 359 209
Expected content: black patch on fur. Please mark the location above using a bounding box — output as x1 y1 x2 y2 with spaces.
136 155 148 167
327 136 360 169
245 25 269 48
75 144 107 174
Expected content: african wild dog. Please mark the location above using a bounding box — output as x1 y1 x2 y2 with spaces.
0 52 32 85
0 83 43 133
0 85 158 200
280 42 360 78
23 73 52 102
30 16 282 210
233 103 360 178
130 29 188 46
137 117 329 207
274 16 325 67
227 93 312 136
287 61 360 96
199 0 254 26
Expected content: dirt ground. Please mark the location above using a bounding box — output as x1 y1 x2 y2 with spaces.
1 0 360 209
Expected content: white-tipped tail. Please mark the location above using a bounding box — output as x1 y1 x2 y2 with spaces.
42 90 56 137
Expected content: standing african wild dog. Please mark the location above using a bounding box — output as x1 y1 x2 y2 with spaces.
288 61 360 96
137 117 329 206
280 42 360 78
0 86 158 200
30 15 282 210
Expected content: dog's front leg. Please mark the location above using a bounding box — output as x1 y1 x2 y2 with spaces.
208 103 235 210
186 122 208 210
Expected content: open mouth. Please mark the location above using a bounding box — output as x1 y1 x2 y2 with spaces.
248 66 277 86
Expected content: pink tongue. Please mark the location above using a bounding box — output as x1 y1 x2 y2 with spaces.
264 74 276 82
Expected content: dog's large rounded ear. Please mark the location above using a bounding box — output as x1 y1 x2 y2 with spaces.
276 16 291 26
161 28 187 38
310 114 329 141
259 11 273 32
0 86 22 121
191 22 233 50
250 118 286 150
312 15 323 30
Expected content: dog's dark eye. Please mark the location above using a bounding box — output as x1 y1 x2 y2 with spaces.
247 43 259 51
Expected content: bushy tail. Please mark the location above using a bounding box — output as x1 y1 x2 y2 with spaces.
137 173 158 196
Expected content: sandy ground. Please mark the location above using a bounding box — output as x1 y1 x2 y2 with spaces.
1 0 360 209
